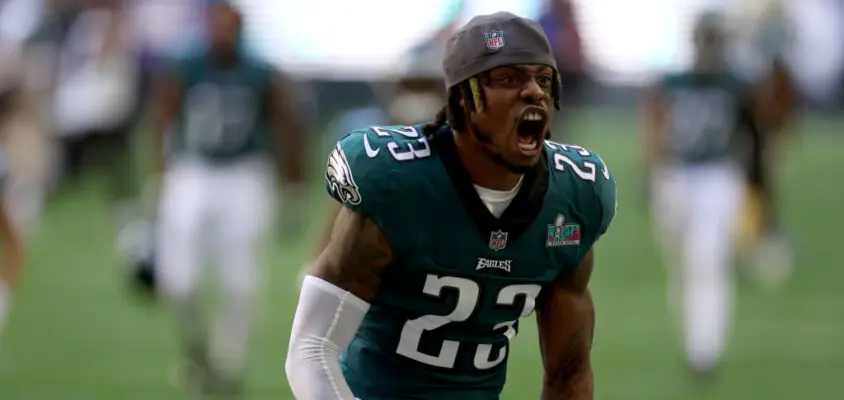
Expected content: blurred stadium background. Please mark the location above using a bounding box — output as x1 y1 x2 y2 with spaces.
0 0 842 399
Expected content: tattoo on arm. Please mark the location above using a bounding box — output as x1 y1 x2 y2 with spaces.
538 250 596 400
309 206 393 301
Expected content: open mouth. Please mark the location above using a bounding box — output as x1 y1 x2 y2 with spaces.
515 107 548 154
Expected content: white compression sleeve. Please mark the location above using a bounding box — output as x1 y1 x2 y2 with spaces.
286 275 369 400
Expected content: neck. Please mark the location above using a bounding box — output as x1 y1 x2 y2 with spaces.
452 130 523 191
694 58 722 73
210 46 238 67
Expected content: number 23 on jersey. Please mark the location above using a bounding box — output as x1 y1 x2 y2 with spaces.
396 274 541 370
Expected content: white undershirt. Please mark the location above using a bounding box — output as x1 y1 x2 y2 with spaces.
473 175 523 218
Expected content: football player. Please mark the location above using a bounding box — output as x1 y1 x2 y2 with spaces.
149 2 306 397
287 12 616 400
643 11 753 376
736 1 797 286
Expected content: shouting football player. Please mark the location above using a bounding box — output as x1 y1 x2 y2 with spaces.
287 11 616 400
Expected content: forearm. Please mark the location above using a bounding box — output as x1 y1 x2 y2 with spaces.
541 363 593 400
286 276 368 399
540 321 594 400
275 122 307 185
149 78 180 175
642 90 667 171
538 286 596 400
0 207 22 286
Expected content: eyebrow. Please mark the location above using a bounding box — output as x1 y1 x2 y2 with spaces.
497 65 553 74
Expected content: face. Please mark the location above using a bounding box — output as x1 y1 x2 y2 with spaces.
694 29 725 68
210 4 241 52
467 64 554 171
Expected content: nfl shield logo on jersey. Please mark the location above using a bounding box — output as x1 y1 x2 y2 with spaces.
489 230 508 251
485 30 505 51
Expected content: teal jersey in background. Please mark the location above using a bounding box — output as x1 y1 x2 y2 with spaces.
662 71 750 164
169 54 274 162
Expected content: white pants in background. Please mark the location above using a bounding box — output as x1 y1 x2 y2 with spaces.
156 156 275 377
650 161 745 372
1 113 53 239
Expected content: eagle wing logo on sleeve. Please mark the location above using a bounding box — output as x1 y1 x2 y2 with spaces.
326 143 362 205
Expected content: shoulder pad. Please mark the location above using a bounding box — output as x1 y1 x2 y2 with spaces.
545 141 617 238
325 124 431 210
338 125 432 165
325 125 432 256
545 141 610 182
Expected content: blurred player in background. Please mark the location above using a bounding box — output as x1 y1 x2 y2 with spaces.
0 37 51 240
539 0 587 141
0 147 24 339
381 2 459 127
53 0 138 227
149 2 306 397
734 0 797 286
287 12 616 399
643 11 754 377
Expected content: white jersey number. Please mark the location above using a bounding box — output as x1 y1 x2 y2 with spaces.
395 274 542 370
184 83 256 152
371 126 431 162
546 142 609 182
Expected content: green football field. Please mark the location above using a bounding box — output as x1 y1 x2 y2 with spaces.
0 110 842 399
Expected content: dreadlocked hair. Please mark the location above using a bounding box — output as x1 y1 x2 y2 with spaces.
420 71 563 138
421 77 482 138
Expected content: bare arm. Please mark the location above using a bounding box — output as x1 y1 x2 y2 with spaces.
148 72 182 176
0 203 23 287
537 249 596 400
642 86 668 174
286 205 393 399
268 71 307 186
310 205 393 301
310 201 342 260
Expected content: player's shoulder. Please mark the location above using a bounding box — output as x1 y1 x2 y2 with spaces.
543 140 617 237
658 72 687 87
544 140 612 184
154 52 201 79
335 123 433 167
241 55 274 75
326 124 433 206
721 70 752 93
172 49 206 69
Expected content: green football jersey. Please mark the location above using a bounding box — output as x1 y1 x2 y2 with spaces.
662 71 750 164
324 124 617 400
169 55 274 162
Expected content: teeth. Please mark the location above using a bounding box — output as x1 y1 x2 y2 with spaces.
523 112 543 121
518 142 538 151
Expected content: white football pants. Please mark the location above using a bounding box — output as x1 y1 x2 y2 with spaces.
156 156 275 377
651 161 744 371
1 115 53 239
